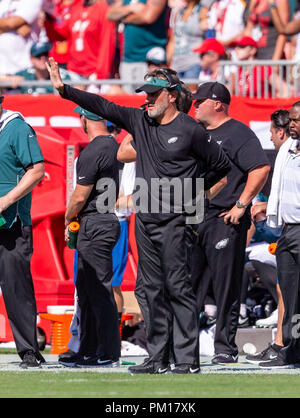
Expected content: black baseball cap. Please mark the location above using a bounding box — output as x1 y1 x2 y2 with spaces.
192 82 231 105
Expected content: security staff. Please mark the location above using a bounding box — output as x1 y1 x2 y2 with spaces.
192 82 270 365
47 59 231 374
0 95 45 368
59 106 121 368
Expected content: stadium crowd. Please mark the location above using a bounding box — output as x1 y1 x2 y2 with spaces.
0 0 299 371
1 0 300 96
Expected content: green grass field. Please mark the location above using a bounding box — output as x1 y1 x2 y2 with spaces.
0 372 300 398
0 349 299 398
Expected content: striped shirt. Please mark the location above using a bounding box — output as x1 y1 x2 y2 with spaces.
281 140 300 224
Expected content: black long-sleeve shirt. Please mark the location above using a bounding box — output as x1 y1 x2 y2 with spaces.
61 85 231 222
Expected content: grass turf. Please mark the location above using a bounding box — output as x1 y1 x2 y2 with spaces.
0 372 299 398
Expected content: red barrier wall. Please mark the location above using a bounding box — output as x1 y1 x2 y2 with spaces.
3 93 297 125
0 93 297 343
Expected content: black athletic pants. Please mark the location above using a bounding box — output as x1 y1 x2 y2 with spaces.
76 213 121 359
134 213 199 366
276 223 300 364
0 219 41 360
191 214 250 356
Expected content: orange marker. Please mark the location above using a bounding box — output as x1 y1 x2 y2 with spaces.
268 242 277 255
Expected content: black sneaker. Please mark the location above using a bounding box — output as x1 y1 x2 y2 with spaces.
58 352 83 367
36 351 46 363
128 359 168 374
170 364 200 374
199 312 216 330
211 353 238 365
245 344 281 365
259 357 295 369
76 356 120 368
238 315 249 328
19 351 43 369
58 349 77 360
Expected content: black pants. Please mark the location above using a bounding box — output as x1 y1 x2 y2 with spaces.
191 215 250 356
0 219 41 360
135 264 175 365
276 224 300 364
134 214 199 366
76 214 121 359
251 260 278 304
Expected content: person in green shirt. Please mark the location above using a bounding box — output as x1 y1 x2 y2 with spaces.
107 0 169 93
0 95 45 368
13 41 75 95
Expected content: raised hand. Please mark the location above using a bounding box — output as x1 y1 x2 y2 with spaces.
46 57 64 93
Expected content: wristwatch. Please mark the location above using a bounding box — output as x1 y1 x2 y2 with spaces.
236 200 248 209
270 3 277 8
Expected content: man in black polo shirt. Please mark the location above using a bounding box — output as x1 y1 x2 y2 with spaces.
47 59 231 374
60 106 121 368
192 82 270 364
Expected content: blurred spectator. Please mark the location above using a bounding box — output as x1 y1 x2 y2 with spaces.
11 41 79 95
207 0 247 47
229 36 272 96
268 0 300 59
193 38 226 81
45 0 82 69
168 0 187 8
0 0 53 75
146 46 168 72
44 0 117 89
107 0 169 94
167 0 214 79
243 0 290 59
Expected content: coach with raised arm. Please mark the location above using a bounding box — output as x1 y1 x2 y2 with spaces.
47 58 231 374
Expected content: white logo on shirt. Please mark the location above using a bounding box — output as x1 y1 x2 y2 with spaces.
78 176 85 180
168 137 178 144
28 134 34 138
215 238 229 250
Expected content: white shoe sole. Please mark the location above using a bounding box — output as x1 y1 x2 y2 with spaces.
246 358 277 365
76 361 120 368
59 361 77 367
259 364 295 369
